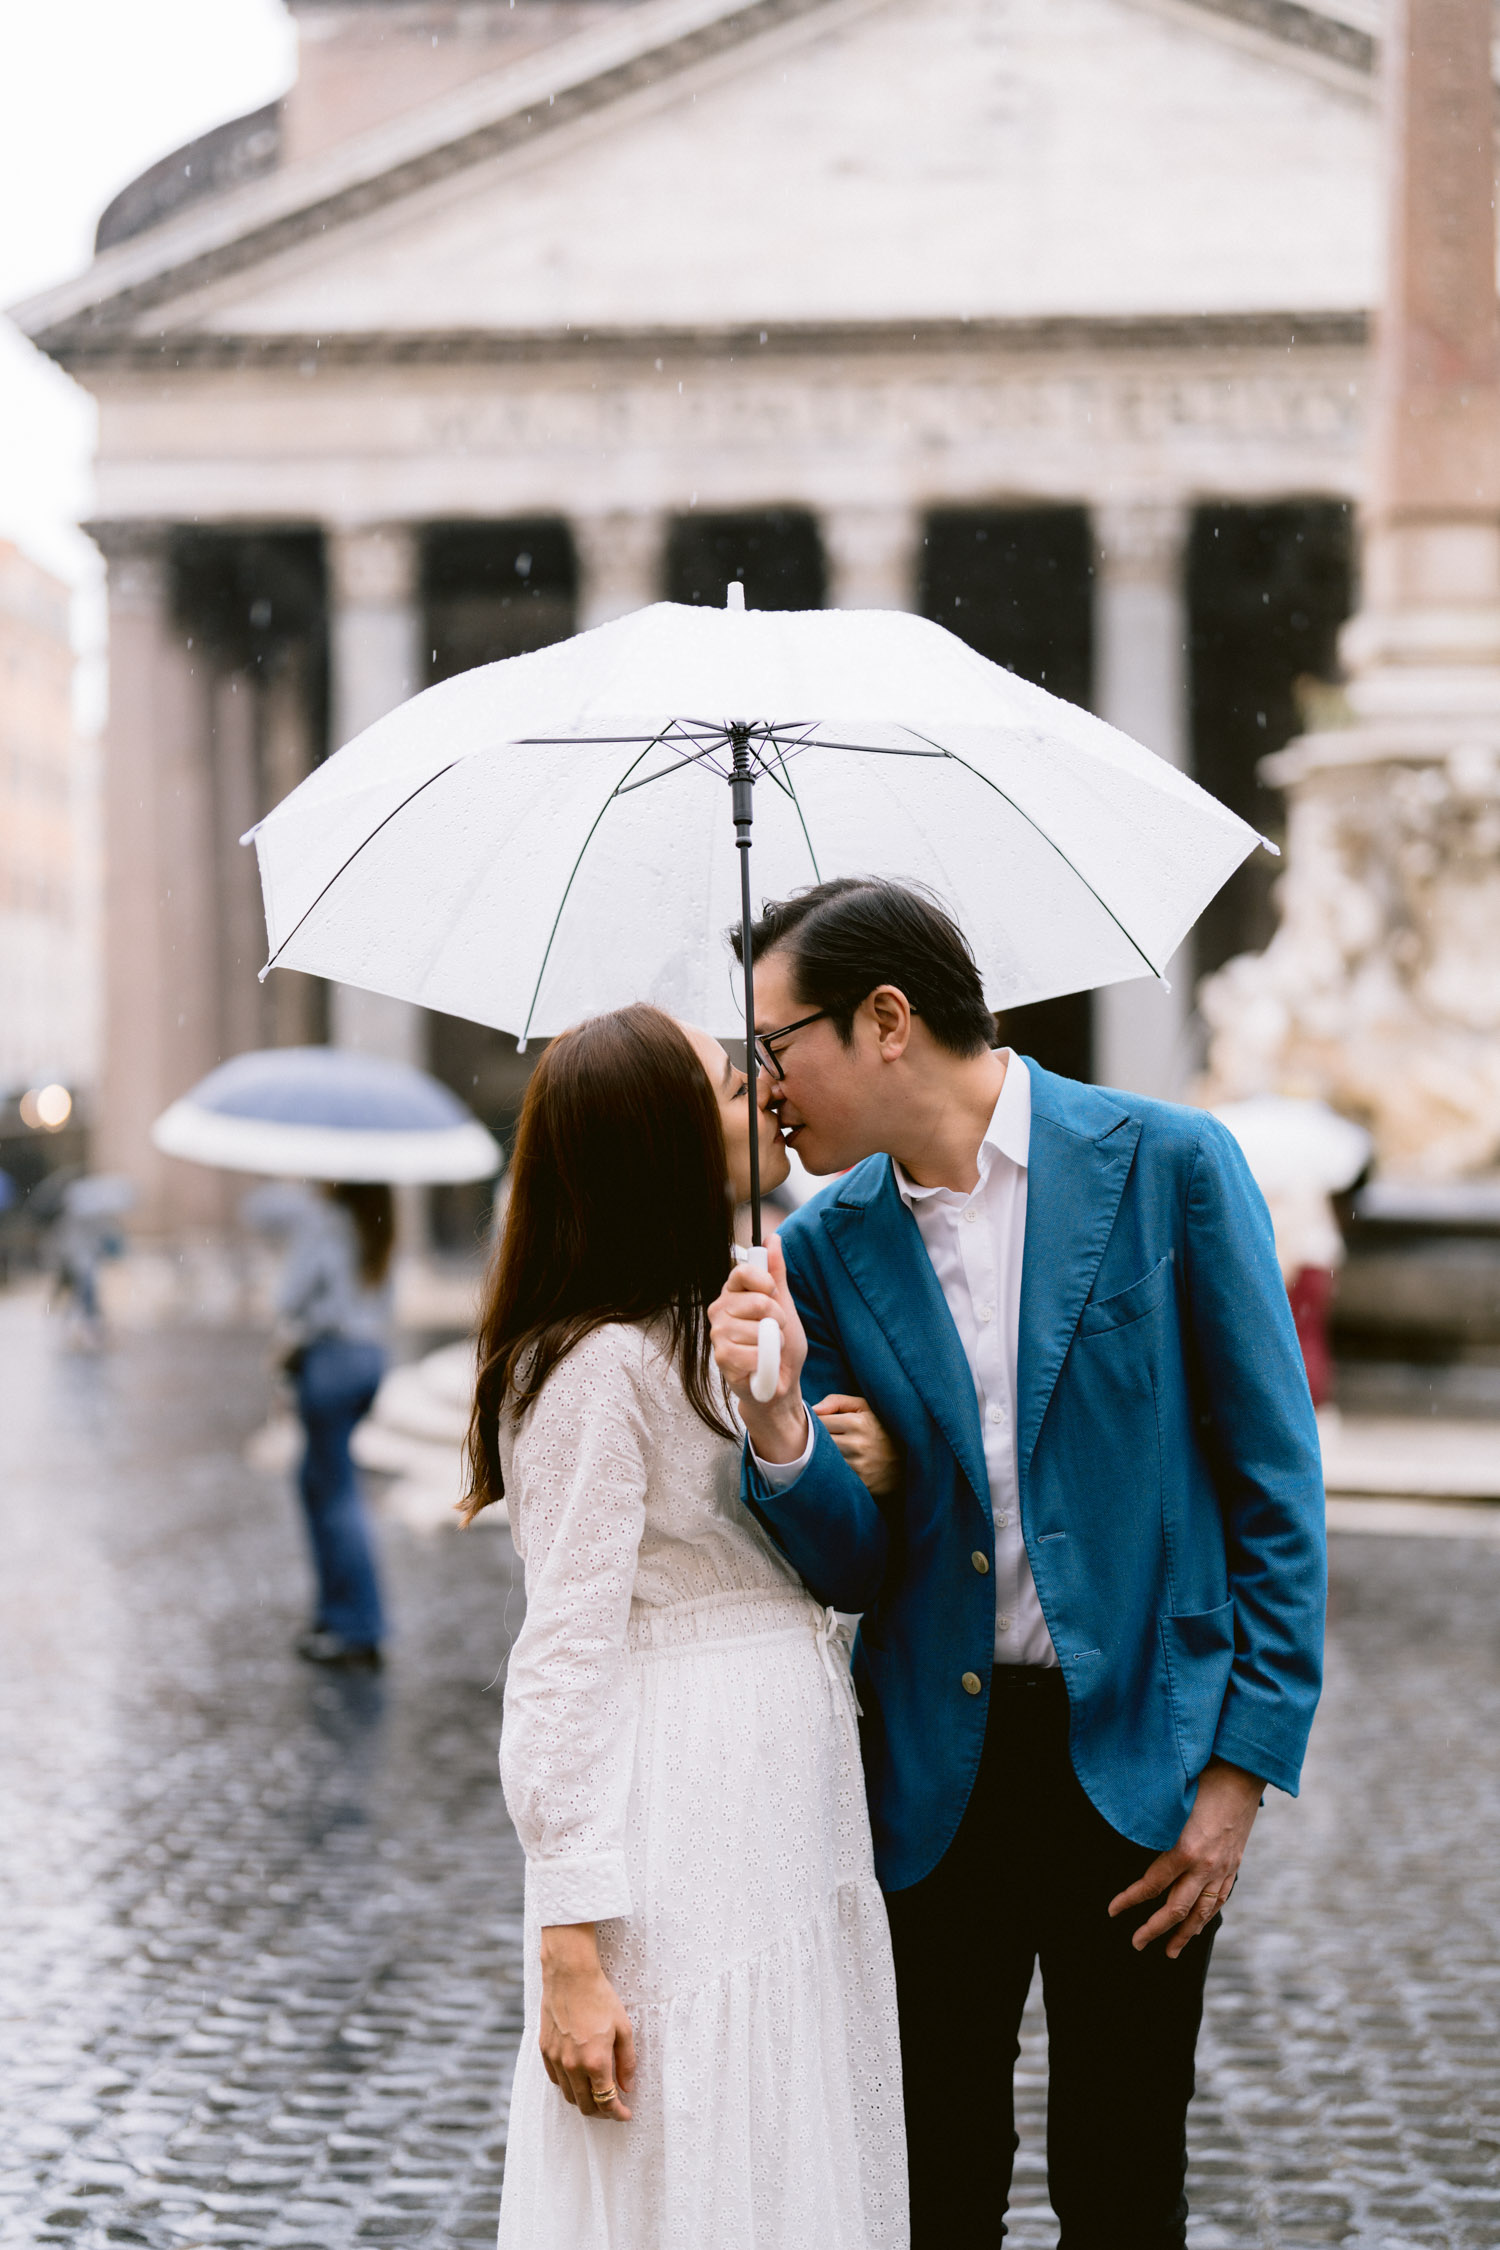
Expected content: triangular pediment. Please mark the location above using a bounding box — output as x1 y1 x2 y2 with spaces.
19 0 1381 350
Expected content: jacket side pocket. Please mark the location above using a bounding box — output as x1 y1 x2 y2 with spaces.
1159 1599 1235 1781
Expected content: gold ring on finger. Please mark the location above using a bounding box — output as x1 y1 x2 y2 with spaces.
592 2085 617 2104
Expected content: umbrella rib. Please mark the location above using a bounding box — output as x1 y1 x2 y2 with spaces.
765 730 822 881
614 739 732 795
898 726 1166 981
257 760 461 979
518 738 662 1047
519 721 729 747
804 738 949 757
743 721 821 805
521 732 714 746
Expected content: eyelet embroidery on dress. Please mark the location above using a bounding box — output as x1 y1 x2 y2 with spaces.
496 1320 907 2248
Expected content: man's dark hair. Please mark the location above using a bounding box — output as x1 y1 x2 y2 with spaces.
732 878 995 1056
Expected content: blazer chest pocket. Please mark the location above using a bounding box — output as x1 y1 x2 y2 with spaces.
1076 1252 1173 1337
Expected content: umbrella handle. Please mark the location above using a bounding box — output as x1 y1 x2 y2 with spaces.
735 1243 783 1404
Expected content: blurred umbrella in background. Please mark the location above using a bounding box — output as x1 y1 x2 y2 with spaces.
150 1046 501 1185
1214 1094 1373 1408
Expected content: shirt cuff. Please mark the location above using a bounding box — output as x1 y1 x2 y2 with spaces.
748 1404 815 1489
527 1850 633 1927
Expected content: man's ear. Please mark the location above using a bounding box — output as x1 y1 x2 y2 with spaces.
867 985 913 1060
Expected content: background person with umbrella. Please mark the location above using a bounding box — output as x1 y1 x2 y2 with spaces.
1211 1095 1373 1410
154 1047 500 1672
268 1178 394 1672
45 1173 135 1349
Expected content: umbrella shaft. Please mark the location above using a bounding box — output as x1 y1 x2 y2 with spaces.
731 738 763 1249
737 828 763 1248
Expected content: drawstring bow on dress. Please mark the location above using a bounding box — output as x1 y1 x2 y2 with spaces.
815 1606 863 1734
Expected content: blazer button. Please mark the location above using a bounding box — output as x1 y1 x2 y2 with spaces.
961 1671 983 1696
971 1550 990 1574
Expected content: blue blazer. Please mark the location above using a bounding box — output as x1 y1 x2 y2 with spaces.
744 1061 1326 1894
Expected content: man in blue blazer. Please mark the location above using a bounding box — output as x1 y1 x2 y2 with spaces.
711 878 1325 2250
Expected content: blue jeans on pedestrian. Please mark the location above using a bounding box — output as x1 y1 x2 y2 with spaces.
295 1336 386 1648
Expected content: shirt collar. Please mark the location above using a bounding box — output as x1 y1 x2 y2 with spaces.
894 1051 1031 1208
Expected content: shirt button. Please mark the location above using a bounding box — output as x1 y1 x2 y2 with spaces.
971 1550 989 1574
987 1405 1005 1425
961 1671 983 1695
998 1615 1013 1633
995 1512 1011 1528
962 1208 979 1225
977 1305 994 1324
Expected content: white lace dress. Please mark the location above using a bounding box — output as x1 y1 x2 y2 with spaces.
495 1320 906 2250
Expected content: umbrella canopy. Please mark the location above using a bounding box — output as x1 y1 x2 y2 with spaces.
152 1047 502 1184
1212 1097 1372 1198
247 600 1267 1046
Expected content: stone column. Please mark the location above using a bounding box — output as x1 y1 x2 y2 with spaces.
91 523 224 1233
1199 0 1500 1178
325 523 426 1065
261 644 326 1049
572 511 665 630
1347 0 1500 708
820 504 922 610
211 667 267 1069
1090 500 1194 1099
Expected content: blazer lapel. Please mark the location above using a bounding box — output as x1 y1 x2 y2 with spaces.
822 1163 991 1515
1017 1092 1141 1477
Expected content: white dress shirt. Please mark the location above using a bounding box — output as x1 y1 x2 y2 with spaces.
756 1051 1057 1667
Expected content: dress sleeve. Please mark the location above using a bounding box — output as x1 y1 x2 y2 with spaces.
499 1327 650 1926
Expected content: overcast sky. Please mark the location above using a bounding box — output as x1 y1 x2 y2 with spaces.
0 0 297 598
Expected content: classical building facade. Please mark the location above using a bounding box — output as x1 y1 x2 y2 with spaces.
15 0 1394 1229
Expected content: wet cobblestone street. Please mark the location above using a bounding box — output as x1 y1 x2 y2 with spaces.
2 1292 1499 2249
0 1298 525 2250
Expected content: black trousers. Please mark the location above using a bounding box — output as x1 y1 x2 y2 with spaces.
883 1667 1216 2250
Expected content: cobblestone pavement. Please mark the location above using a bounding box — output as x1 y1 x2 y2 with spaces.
2 1293 1498 2250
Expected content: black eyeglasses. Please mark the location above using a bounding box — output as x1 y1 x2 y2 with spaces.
753 1011 830 1081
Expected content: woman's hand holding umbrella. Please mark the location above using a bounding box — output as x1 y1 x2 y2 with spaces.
710 1236 809 1461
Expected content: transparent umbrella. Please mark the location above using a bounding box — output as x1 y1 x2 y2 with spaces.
248 588 1268 1392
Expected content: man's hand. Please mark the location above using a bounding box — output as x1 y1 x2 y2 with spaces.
812 1395 902 1498
1108 1759 1262 1958
539 1923 636 2120
709 1235 810 1463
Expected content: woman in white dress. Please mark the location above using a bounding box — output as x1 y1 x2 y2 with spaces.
462 1003 906 2250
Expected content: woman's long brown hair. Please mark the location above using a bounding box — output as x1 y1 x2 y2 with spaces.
462 1005 737 1522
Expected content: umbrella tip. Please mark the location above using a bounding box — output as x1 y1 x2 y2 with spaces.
726 580 746 611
